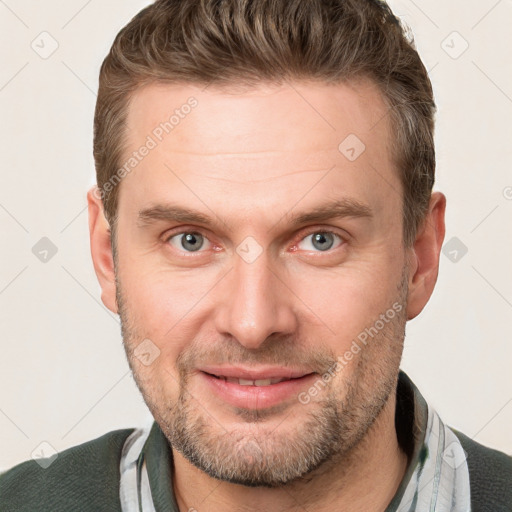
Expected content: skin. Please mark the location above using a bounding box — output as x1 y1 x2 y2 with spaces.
88 78 446 511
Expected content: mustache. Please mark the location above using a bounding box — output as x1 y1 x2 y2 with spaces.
175 337 338 377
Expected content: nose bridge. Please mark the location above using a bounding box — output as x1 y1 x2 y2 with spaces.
214 247 296 349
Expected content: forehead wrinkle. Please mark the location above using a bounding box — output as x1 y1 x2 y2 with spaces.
184 166 334 184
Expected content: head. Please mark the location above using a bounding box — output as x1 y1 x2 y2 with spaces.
88 0 445 487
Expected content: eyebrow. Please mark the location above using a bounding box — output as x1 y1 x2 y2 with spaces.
137 198 372 230
284 198 372 227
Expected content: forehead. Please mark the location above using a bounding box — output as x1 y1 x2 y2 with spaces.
119 79 399 225
125 78 391 155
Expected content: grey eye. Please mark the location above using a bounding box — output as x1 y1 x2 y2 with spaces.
311 233 335 251
298 232 342 252
168 232 208 252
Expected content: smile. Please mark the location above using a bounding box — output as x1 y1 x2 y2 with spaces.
207 374 299 386
198 366 317 409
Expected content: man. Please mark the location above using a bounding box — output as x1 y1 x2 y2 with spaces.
1 0 511 510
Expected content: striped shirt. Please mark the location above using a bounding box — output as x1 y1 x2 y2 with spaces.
119 370 472 511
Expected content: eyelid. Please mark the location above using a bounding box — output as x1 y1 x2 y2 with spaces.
162 225 349 254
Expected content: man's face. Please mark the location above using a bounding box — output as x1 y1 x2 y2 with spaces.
113 79 409 486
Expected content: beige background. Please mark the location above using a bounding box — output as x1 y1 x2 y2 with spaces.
0 0 511 470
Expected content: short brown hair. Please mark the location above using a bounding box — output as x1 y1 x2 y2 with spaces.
94 0 435 248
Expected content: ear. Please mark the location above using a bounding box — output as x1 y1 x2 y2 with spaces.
406 191 446 320
87 186 118 314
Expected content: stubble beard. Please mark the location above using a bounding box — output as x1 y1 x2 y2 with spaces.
116 267 408 488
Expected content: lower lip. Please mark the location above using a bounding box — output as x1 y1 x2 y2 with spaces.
199 371 317 410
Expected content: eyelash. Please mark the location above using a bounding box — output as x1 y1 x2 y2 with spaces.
162 227 347 256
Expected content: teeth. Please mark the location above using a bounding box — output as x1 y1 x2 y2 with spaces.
254 379 272 386
218 376 288 386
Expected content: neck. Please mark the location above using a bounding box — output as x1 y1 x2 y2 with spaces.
172 392 408 512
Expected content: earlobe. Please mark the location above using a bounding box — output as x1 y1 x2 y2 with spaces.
87 186 118 314
406 192 446 320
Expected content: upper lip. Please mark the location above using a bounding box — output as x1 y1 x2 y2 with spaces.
199 365 314 380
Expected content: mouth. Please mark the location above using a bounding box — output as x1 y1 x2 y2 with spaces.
204 373 305 386
197 366 317 409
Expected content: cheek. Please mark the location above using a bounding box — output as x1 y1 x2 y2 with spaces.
292 264 402 347
121 267 196 322
119 269 217 363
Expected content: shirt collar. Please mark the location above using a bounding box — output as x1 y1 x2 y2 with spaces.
129 369 470 512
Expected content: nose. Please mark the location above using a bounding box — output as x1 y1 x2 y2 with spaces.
213 249 298 350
